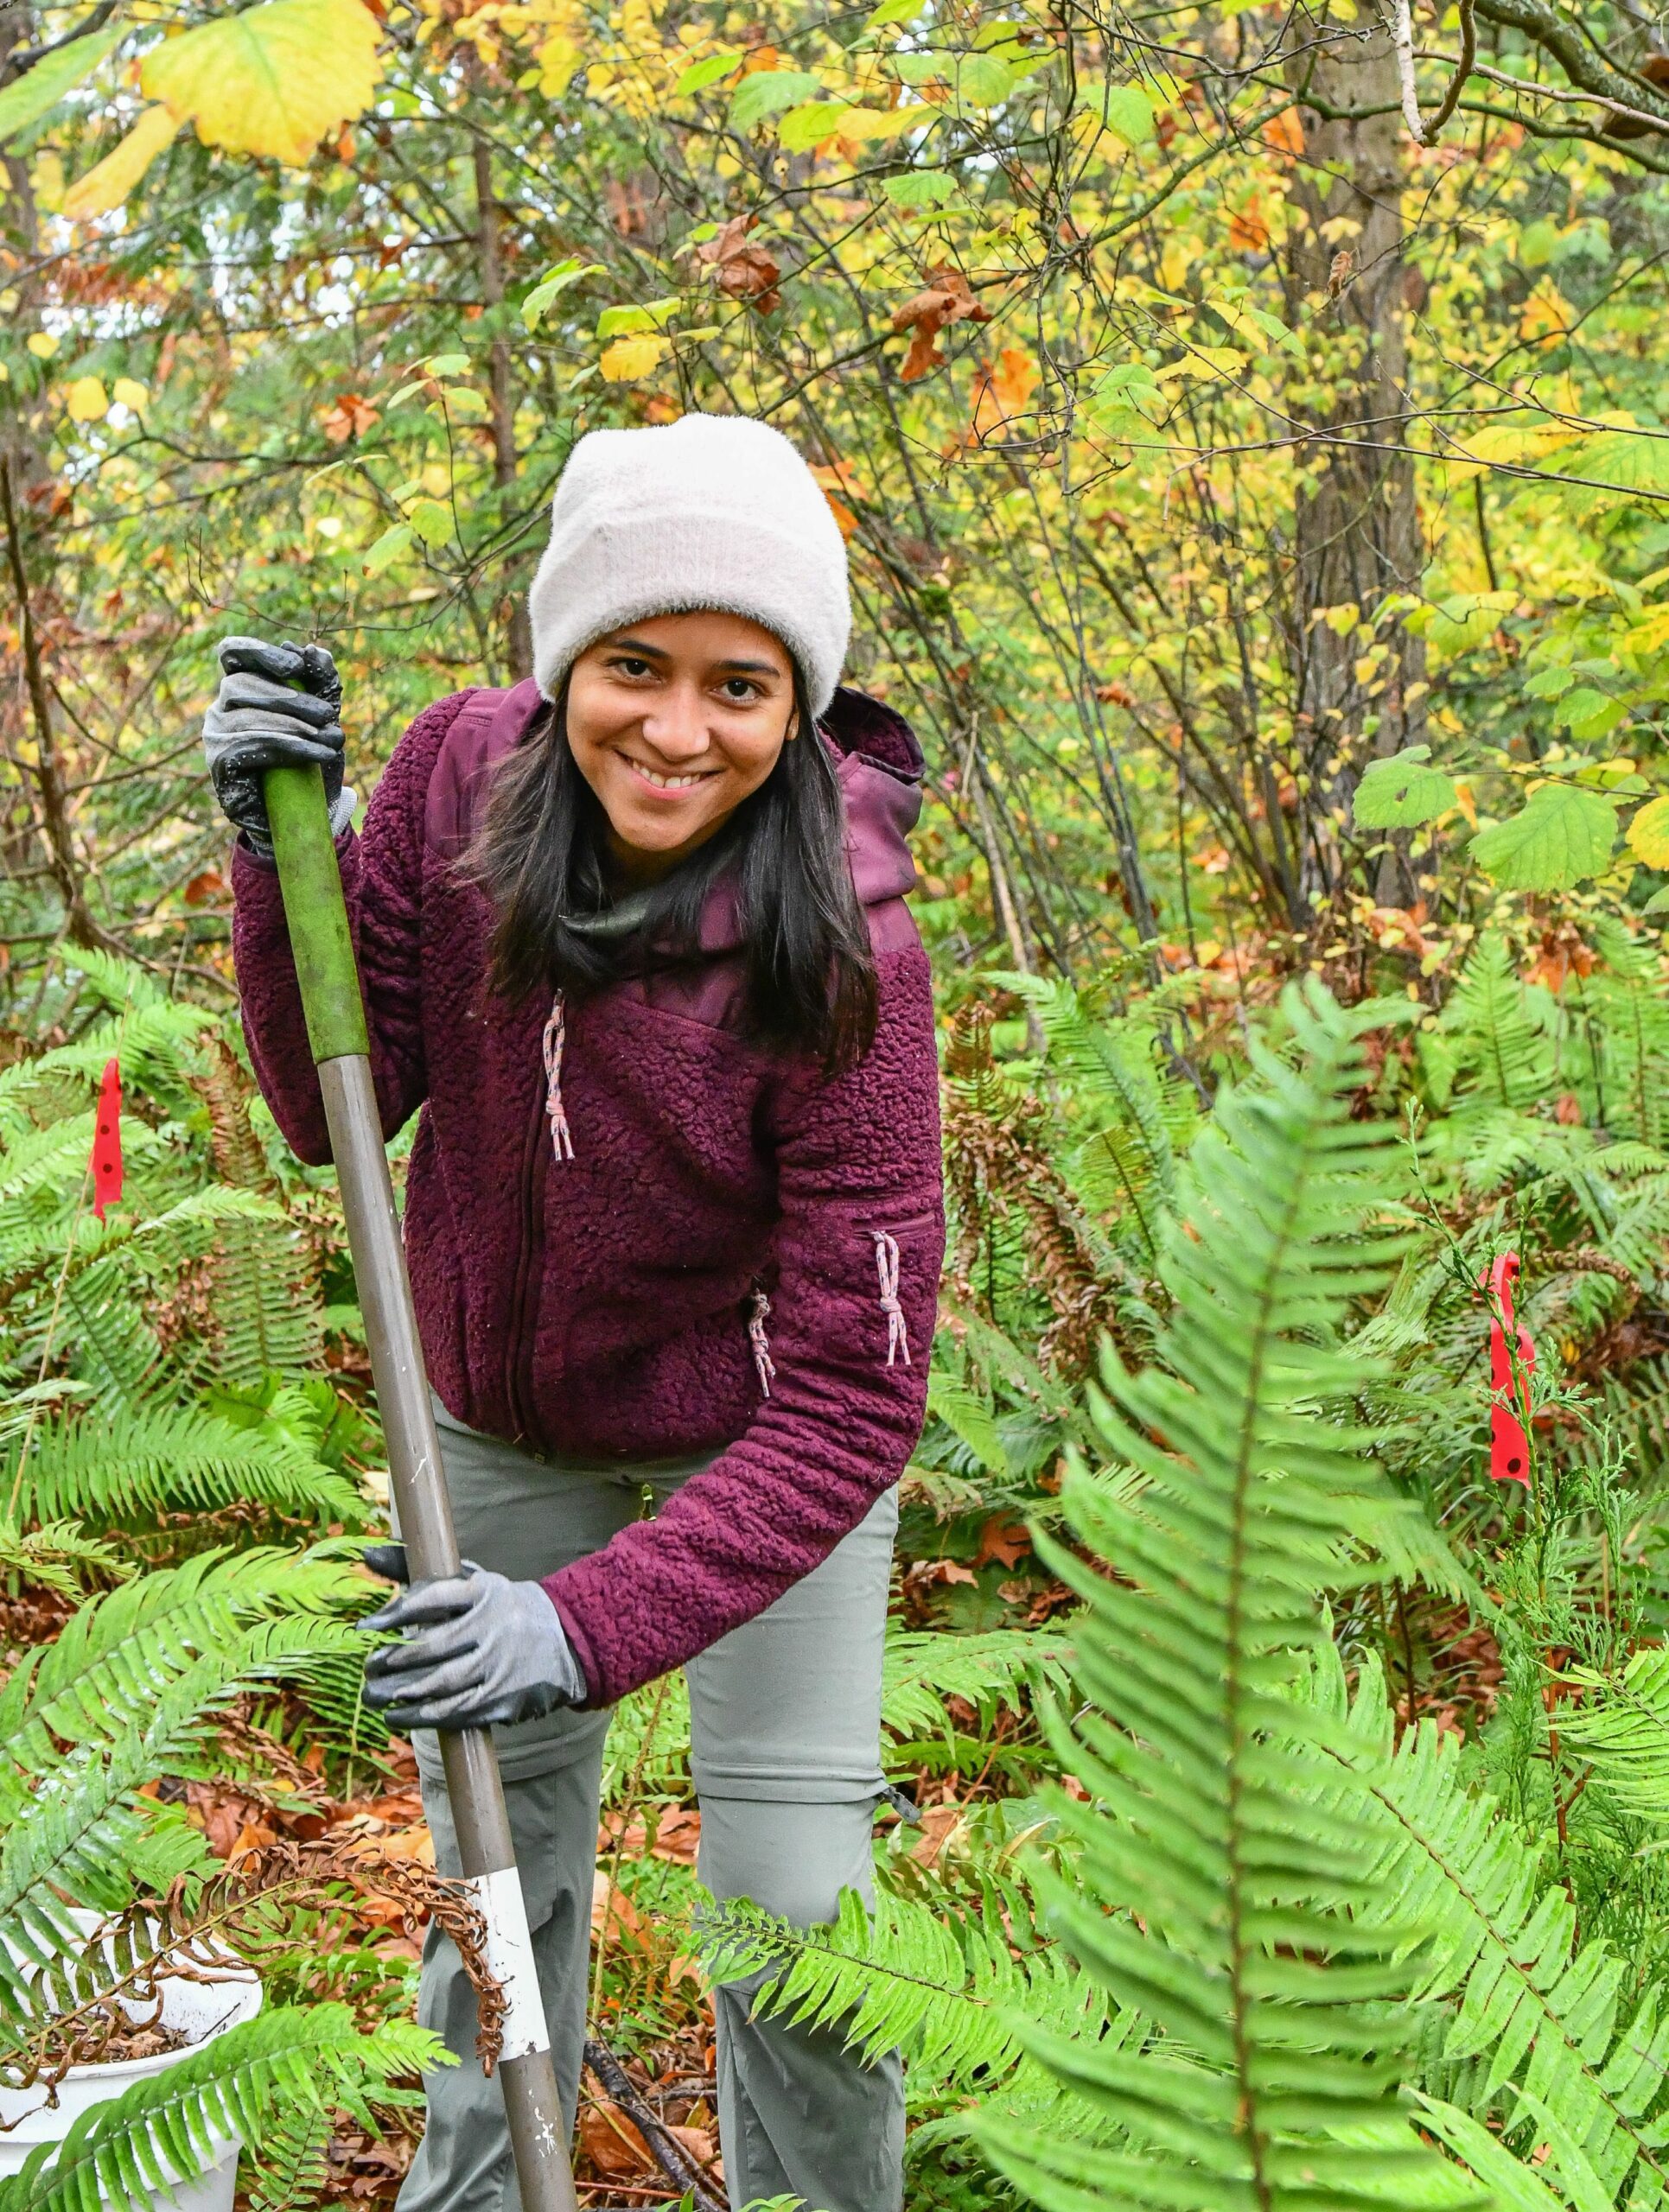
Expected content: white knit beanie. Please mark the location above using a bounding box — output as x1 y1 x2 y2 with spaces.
526 413 851 715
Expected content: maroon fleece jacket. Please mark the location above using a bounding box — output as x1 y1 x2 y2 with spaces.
232 678 944 1706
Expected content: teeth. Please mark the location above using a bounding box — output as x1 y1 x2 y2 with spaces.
632 763 705 791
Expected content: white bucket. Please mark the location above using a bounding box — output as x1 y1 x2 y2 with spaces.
0 1916 262 2211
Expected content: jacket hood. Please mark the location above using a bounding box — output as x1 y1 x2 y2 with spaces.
432 678 923 957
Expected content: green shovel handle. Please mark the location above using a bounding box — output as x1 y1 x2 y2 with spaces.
263 764 370 1065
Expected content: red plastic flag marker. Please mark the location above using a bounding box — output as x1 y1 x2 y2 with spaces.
91 1056 123 1222
1481 1250 1534 1485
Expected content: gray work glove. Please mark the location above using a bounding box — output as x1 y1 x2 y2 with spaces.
202 635 354 859
360 1542 587 1732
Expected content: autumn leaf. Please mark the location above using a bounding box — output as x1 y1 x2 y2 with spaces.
579 2099 654 2179
62 105 181 221
839 105 933 142
182 868 227 906
778 99 852 152
971 346 1040 441
1228 200 1271 252
319 391 379 442
975 1515 1031 1570
600 334 668 380
891 264 991 382
1628 794 1669 868
1262 105 1305 159
811 461 862 539
693 214 781 312
141 0 384 167
63 376 108 423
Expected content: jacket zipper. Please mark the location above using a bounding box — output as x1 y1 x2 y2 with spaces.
503 1051 549 1447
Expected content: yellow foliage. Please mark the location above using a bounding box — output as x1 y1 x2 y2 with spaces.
112 377 149 412
838 105 930 140
1447 420 1579 480
1518 276 1572 348
600 334 668 380
538 35 583 96
141 0 383 167
63 376 109 422
62 105 182 219
1627 795 1669 868
31 152 66 213
26 331 58 359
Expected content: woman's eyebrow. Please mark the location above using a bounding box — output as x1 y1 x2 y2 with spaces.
714 658 780 676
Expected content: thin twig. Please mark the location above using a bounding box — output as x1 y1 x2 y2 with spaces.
583 2036 725 2212
1427 0 1477 136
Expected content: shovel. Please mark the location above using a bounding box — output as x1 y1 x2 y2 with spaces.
262 755 580 2212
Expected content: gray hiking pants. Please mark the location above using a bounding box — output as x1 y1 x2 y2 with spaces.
395 1401 904 2212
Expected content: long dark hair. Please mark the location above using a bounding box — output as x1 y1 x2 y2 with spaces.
463 672 878 1070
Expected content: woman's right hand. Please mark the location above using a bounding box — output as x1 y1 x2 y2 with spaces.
202 635 354 857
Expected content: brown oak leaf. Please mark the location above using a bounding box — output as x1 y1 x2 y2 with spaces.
890 264 990 382
695 213 781 312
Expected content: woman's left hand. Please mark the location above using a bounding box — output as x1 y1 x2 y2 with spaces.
360 1546 587 1729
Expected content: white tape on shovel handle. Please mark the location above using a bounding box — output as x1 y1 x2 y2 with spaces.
467 1866 550 2060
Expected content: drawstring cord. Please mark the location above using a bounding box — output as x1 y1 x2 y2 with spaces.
541 992 575 1163
749 1287 777 1398
872 1230 911 1368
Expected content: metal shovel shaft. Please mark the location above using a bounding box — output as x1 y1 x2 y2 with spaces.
263 761 578 2212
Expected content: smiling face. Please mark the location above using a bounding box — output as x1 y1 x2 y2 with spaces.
563 609 799 885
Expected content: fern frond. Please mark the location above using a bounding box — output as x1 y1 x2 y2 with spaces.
0 2006 443 2212
8 1397 359 1529
702 1882 1118 2095
1311 1647 1669 2202
1441 935 1555 1113
882 1628 1074 1744
0 1000 213 1139
1003 975 1188 1266
0 1516 128 1599
974 980 1472 2209
244 2104 333 2212
1557 1646 1669 1823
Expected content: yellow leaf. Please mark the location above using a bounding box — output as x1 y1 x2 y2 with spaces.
112 377 149 411
600 334 667 381
63 375 108 421
1628 795 1669 868
538 34 582 96
26 331 58 359
62 105 181 219
141 0 383 168
838 104 931 139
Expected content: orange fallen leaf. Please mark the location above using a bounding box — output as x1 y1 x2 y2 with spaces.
579 2099 654 2179
976 1514 1030 1570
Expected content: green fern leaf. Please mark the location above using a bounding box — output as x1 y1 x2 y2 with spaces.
0 2006 444 2212
972 981 1475 2209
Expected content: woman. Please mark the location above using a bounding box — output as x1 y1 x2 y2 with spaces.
205 413 945 2212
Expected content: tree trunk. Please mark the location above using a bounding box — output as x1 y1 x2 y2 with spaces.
1282 3 1428 908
